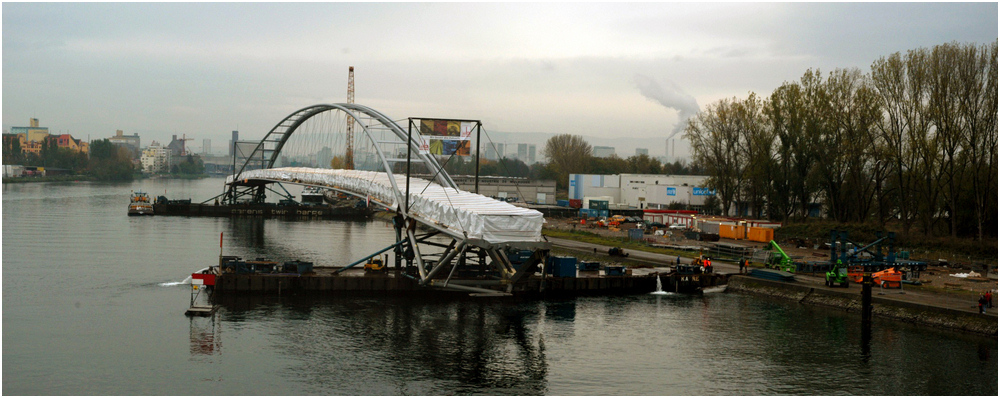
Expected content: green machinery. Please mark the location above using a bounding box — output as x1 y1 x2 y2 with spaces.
825 259 849 287
766 240 796 273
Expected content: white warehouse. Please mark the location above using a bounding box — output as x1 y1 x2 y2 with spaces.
568 173 715 210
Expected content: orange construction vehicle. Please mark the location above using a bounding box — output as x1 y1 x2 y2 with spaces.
872 267 902 288
847 265 866 283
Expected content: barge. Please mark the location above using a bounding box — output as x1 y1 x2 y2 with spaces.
152 197 373 219
193 255 728 298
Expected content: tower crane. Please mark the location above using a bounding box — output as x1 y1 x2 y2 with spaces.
344 66 355 170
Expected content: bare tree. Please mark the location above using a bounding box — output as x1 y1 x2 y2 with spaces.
543 134 592 189
955 40 998 240
685 98 745 216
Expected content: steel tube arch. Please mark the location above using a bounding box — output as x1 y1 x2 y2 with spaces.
226 103 458 210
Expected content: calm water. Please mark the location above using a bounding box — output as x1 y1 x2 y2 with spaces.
2 179 996 395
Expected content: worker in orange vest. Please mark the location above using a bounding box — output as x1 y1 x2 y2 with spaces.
705 257 713 274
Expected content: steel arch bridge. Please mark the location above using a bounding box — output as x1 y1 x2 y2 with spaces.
222 104 549 295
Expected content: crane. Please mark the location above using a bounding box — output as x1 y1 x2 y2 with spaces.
344 66 355 170
767 240 796 273
179 134 194 156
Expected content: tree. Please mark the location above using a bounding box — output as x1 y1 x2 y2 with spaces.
88 139 134 181
625 154 662 174
543 134 592 189
2 136 25 165
685 97 745 216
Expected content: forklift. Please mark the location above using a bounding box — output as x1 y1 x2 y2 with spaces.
364 254 389 273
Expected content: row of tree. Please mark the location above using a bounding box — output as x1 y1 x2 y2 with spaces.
685 41 997 240
3 138 135 180
426 136 701 190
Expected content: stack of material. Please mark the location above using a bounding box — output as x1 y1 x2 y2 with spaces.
748 268 796 282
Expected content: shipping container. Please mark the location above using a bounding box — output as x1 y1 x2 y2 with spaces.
746 227 774 243
589 200 609 210
557 200 570 207
547 256 578 278
719 225 737 239
605 265 626 276
568 199 583 208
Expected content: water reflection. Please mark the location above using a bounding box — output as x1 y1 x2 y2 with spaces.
213 296 548 394
189 314 221 357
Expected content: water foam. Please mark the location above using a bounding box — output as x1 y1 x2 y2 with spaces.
159 267 209 287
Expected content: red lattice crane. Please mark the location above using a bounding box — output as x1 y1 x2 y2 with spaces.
344 66 355 170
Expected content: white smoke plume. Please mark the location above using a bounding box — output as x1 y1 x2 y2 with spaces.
633 74 700 140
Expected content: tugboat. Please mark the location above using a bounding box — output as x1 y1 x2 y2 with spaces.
128 190 154 216
301 186 326 205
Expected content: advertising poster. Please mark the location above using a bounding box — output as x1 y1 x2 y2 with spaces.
414 119 475 157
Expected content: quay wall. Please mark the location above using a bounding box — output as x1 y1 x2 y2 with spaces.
727 276 998 336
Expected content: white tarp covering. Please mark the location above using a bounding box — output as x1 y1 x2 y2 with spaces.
227 167 544 244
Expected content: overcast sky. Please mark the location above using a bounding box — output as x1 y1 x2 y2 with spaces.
3 2 996 157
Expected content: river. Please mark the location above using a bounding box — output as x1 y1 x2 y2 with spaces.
2 178 996 395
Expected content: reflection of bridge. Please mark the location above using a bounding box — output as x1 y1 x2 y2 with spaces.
223 104 550 295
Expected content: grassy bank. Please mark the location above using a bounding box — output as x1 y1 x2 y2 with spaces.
542 228 697 260
775 221 997 264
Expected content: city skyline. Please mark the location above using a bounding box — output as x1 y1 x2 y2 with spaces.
3 3 996 160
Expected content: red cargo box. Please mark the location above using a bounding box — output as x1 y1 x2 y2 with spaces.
569 199 583 208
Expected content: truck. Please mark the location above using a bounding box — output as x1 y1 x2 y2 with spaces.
825 259 850 288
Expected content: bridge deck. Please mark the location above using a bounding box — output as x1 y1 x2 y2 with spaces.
228 167 544 244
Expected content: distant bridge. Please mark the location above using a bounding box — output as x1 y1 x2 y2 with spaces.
223 104 549 295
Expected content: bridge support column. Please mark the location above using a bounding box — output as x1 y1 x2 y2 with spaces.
406 226 427 280
423 240 467 284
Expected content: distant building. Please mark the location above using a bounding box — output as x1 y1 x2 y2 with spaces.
516 143 528 161
108 130 141 158
528 144 537 164
635 148 648 156
592 146 615 158
10 118 49 143
8 118 51 156
568 173 712 210
50 134 89 154
429 174 557 205
166 135 187 157
202 139 211 155
141 142 171 173
229 130 239 156
316 146 333 168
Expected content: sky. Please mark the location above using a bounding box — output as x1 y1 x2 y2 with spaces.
3 2 997 159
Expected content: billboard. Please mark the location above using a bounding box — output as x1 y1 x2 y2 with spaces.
414 119 475 157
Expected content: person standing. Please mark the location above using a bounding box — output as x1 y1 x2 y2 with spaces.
987 291 993 308
978 295 986 314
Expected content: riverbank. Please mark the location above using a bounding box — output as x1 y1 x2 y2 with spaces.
1 173 210 184
727 276 997 336
543 234 998 337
